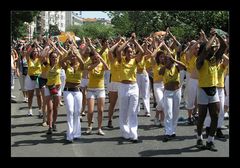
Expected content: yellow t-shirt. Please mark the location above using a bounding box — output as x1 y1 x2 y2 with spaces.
83 56 91 69
198 59 218 87
171 49 178 60
163 65 180 84
180 53 188 70
187 55 197 73
88 62 105 88
102 48 110 69
217 64 227 88
137 57 146 71
110 58 121 82
41 59 50 74
65 64 83 84
27 58 42 76
145 56 152 70
46 64 61 86
153 64 164 82
120 57 137 82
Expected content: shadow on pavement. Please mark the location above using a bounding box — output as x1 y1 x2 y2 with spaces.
138 145 204 156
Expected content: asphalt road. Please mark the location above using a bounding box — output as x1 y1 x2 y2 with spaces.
11 78 229 157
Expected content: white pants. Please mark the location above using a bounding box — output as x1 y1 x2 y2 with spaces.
153 82 164 111
180 70 186 86
163 89 181 135
186 78 198 110
63 91 82 141
60 69 66 93
183 72 190 104
224 75 229 107
137 73 150 113
104 70 111 86
118 83 139 140
204 88 225 128
11 69 15 89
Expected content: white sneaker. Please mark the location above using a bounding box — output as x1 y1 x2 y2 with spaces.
86 126 92 134
145 112 151 117
11 95 16 99
224 112 229 120
153 117 160 126
24 97 28 103
27 109 33 116
97 129 105 136
59 101 64 106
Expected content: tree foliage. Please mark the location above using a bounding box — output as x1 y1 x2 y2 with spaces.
11 11 40 40
49 24 61 36
66 23 116 39
106 11 229 41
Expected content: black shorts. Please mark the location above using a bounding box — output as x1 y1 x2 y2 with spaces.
38 77 48 89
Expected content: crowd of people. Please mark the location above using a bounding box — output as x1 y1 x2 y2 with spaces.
11 27 229 151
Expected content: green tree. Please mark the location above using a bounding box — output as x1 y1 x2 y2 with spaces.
66 23 116 39
11 11 40 40
49 24 61 36
106 11 229 40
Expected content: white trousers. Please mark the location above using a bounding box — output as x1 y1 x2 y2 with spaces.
180 70 186 86
63 91 82 141
104 70 111 87
118 83 139 140
204 88 225 128
183 72 190 104
60 69 66 93
224 75 229 107
163 89 181 135
186 78 198 110
136 73 150 113
153 82 164 111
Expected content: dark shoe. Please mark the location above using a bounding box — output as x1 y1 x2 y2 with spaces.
130 139 141 143
153 102 157 108
66 139 73 143
162 135 171 142
46 128 53 134
52 124 57 132
170 134 176 138
216 128 225 139
107 120 114 128
206 141 218 152
187 117 194 125
205 127 210 138
196 139 205 149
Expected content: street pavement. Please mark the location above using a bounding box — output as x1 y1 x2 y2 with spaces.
11 78 229 157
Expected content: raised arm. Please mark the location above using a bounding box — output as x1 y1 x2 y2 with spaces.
108 39 121 63
168 29 181 47
48 39 64 56
151 40 164 57
97 53 109 70
215 33 227 63
70 45 84 65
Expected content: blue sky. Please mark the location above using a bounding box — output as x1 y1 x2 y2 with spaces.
81 11 110 20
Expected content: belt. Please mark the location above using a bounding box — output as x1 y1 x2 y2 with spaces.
64 87 81 92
